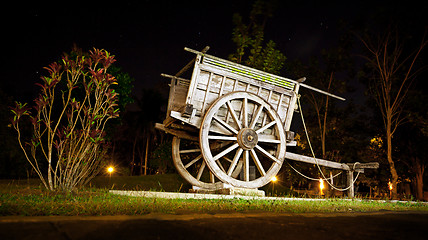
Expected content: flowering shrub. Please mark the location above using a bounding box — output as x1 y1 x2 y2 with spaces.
11 48 119 191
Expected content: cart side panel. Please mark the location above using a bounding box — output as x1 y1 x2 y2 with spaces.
165 77 190 125
189 67 294 125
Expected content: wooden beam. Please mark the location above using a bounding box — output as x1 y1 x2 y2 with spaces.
175 46 210 77
284 152 350 171
155 123 198 142
352 162 379 169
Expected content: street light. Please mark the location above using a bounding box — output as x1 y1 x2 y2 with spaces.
271 176 278 194
107 166 114 179
271 176 278 182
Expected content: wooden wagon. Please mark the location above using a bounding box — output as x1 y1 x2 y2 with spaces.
156 47 377 196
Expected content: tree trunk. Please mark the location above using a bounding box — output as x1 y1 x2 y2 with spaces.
144 137 149 175
415 170 424 201
48 150 53 191
412 158 425 201
321 72 333 159
386 118 398 199
131 134 138 176
140 130 147 175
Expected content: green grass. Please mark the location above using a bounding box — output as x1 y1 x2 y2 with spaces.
88 174 192 192
0 175 427 216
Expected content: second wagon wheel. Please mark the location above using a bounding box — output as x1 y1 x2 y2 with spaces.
200 91 286 189
172 136 242 189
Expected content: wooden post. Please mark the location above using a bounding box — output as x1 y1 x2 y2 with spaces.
347 170 354 198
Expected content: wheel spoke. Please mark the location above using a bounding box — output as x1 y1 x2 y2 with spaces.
249 105 264 129
213 143 239 161
180 148 201 154
210 173 215 183
196 161 206 180
217 160 227 173
250 149 266 176
258 135 281 144
226 101 242 130
255 145 281 164
184 154 203 169
222 156 233 163
242 97 248 128
200 91 286 189
243 150 249 181
256 120 277 134
208 135 237 141
172 136 219 188
227 148 243 176
213 115 238 134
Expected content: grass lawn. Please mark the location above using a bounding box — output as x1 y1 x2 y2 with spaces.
1 175 427 216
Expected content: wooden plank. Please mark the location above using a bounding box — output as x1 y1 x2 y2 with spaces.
347 162 379 171
155 123 198 141
219 76 226 96
186 54 202 105
199 64 294 96
166 77 176 122
285 152 350 171
284 84 299 131
201 72 213 114
354 162 379 169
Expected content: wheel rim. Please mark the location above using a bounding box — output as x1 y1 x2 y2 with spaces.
172 136 242 189
200 91 286 188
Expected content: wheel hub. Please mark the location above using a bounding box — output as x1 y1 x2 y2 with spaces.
237 128 258 150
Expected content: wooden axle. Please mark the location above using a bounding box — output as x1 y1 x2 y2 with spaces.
285 152 379 198
285 152 379 172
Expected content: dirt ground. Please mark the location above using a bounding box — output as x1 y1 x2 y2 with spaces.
1 211 427 240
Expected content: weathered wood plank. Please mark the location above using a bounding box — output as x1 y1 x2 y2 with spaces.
199 64 294 96
285 152 351 171
155 123 198 141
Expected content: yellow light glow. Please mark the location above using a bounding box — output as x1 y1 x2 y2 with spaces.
319 178 324 190
388 181 393 191
271 176 278 182
107 166 114 174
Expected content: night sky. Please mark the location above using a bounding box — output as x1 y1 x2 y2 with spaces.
2 1 426 103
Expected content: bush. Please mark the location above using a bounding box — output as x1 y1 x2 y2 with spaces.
11 48 119 192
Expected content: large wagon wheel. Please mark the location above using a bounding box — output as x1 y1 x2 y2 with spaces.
200 91 286 189
172 136 242 189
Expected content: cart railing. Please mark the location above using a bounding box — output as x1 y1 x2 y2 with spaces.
185 47 345 101
202 55 296 91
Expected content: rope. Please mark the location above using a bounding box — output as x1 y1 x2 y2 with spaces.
284 160 342 181
294 95 360 191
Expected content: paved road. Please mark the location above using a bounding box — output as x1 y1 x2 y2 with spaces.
1 212 427 240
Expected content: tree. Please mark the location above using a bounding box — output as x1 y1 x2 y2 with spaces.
229 0 286 75
11 48 119 192
287 33 353 160
359 29 427 199
119 88 166 175
396 85 428 200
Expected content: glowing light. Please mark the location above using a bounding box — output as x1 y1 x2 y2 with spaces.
388 181 393 191
107 166 114 174
271 176 278 182
319 178 325 196
319 178 325 191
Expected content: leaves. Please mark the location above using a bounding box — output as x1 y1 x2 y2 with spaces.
10 102 30 128
229 1 286 75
